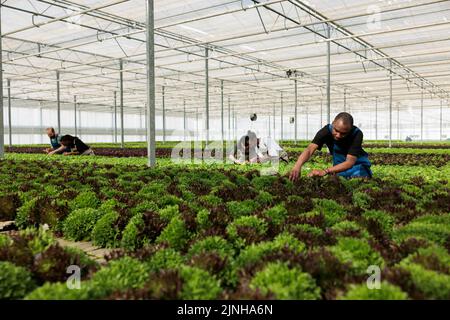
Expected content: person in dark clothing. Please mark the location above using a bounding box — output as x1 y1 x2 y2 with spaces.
289 112 372 181
45 127 71 155
57 135 95 156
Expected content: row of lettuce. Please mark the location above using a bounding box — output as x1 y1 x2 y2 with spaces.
0 157 449 300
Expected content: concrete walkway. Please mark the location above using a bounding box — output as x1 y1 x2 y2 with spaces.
0 221 111 264
56 238 112 264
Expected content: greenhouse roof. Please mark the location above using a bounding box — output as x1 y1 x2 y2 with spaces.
1 0 450 115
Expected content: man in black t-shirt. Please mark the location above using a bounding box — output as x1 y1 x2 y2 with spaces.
58 135 95 156
289 112 372 181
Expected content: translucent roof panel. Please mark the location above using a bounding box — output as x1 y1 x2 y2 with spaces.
0 0 449 115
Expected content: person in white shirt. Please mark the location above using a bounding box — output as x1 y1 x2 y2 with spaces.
229 131 289 164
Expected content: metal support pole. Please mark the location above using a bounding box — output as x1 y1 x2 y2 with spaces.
194 107 197 141
0 6 3 158
440 99 443 141
111 109 114 142
119 59 124 148
114 91 117 143
228 97 231 141
343 89 347 112
40 107 43 144
56 70 61 134
7 79 12 147
306 106 309 141
326 24 331 124
146 0 156 167
74 95 77 137
421 83 424 143
183 99 187 141
162 86 166 142
320 100 323 127
205 47 210 143
272 103 276 138
233 107 239 141
294 78 298 143
221 80 224 142
375 98 378 141
280 92 284 142
144 106 148 140
389 71 393 148
78 110 82 138
397 103 400 141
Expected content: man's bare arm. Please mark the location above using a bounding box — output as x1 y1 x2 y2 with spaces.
326 154 357 174
289 143 319 181
48 145 66 155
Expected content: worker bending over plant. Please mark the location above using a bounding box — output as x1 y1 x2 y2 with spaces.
289 112 372 181
52 135 95 156
230 130 289 164
45 127 71 155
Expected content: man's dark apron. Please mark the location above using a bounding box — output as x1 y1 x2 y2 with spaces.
328 124 372 178
50 135 61 149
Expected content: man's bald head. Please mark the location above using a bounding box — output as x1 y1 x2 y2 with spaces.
332 112 354 141
334 112 354 127
46 127 56 138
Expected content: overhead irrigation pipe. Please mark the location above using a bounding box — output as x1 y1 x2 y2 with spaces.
8 26 448 92
156 46 450 88
5 47 286 104
8 70 440 108
155 0 448 54
3 0 130 37
6 58 283 104
262 50 450 79
7 0 286 91
156 30 450 68
13 72 436 109
1 25 339 102
6 0 446 103
156 0 286 30
19 43 448 95
290 0 449 96
6 29 145 63
157 17 450 98
3 23 286 100
8 9 447 85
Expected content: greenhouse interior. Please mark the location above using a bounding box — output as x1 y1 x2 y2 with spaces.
0 0 449 304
